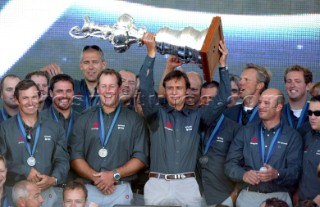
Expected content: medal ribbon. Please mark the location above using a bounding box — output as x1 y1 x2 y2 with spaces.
285 102 308 129
2 197 8 207
1 108 8 121
98 104 121 148
51 106 73 140
237 106 258 125
83 86 99 109
16 113 41 158
202 114 225 155
258 122 283 165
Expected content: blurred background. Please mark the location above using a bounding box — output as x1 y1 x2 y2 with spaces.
0 0 319 98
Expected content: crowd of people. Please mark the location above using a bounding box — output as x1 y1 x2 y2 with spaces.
0 32 319 207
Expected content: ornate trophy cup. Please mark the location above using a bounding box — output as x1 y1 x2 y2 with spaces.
69 14 223 82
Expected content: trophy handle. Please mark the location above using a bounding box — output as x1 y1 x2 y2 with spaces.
200 16 224 82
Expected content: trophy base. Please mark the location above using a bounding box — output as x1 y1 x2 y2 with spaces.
200 16 224 83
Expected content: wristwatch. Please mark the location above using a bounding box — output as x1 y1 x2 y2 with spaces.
113 169 121 181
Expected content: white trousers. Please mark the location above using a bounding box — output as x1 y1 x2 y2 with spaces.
144 177 202 207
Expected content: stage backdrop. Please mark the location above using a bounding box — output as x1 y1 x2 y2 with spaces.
0 0 319 99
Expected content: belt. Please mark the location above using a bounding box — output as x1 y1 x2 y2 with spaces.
149 172 195 181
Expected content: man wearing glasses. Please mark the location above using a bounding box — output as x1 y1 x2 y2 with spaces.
298 95 320 206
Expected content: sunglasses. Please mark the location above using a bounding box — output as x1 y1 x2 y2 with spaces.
83 45 102 52
308 110 320 117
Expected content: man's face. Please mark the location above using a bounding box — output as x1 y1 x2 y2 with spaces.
200 87 218 106
0 160 7 187
50 81 74 111
63 189 86 207
185 73 201 107
258 91 281 121
80 49 106 83
228 80 239 107
23 183 44 207
308 101 320 131
239 69 261 101
285 71 310 102
165 77 187 110
15 86 40 116
97 74 120 110
30 75 48 103
1 77 20 108
119 70 136 103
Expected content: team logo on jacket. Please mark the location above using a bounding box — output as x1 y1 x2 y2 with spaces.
217 136 224 143
165 121 173 131
91 122 99 130
44 135 51 141
18 136 24 144
185 125 192 131
118 124 125 130
250 137 258 145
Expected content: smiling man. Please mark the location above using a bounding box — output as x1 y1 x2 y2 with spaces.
0 79 69 207
282 65 313 130
25 71 52 111
69 69 148 206
225 88 303 207
140 33 230 207
41 74 80 141
224 64 272 126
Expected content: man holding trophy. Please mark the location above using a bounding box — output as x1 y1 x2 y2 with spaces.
139 32 230 206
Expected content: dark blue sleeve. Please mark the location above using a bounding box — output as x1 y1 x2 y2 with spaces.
199 67 230 127
275 129 303 187
139 55 160 121
224 127 247 182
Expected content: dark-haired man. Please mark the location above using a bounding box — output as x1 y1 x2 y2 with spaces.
200 80 219 106
41 74 80 141
25 71 52 111
119 69 137 109
140 33 230 207
63 180 88 207
0 74 20 122
69 69 148 206
0 79 69 207
298 95 320 206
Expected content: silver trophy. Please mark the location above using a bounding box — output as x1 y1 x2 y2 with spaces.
69 14 223 82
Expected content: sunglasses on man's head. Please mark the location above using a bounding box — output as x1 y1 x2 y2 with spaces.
83 45 102 52
308 110 320 117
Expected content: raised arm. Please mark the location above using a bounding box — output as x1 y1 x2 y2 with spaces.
200 40 231 126
139 33 160 120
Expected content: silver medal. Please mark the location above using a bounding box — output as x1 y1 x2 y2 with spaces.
199 156 209 165
98 148 108 158
259 166 267 172
27 156 36 166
